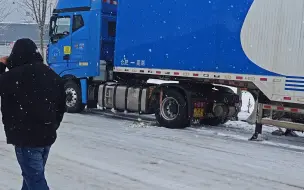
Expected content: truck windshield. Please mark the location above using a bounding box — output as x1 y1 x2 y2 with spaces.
49 16 71 43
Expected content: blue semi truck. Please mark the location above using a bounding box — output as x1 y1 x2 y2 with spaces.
47 0 304 137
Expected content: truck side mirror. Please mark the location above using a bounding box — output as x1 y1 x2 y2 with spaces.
49 16 56 37
49 16 57 43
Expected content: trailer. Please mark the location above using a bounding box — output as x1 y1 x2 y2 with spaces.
47 0 304 137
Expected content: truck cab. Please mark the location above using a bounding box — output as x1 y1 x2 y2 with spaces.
47 0 117 112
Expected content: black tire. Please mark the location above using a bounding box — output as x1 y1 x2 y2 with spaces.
155 89 189 129
200 117 226 126
64 80 85 113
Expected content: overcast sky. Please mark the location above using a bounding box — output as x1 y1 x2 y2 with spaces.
3 0 57 23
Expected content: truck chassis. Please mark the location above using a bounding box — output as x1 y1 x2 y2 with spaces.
61 64 304 138
63 72 241 129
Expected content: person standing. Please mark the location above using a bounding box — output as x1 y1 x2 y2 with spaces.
0 38 66 190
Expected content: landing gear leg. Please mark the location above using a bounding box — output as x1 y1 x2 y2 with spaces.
249 102 264 141
249 123 263 141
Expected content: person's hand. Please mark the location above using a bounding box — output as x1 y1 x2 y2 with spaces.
0 56 8 64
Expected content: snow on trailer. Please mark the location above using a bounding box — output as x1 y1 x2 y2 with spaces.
47 0 304 137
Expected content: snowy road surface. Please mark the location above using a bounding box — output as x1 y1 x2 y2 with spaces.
1 113 304 190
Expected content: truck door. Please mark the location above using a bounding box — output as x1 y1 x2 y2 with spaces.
69 12 89 70
48 14 72 74
66 9 102 78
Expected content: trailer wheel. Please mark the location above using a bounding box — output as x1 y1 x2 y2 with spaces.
155 89 189 129
64 80 85 113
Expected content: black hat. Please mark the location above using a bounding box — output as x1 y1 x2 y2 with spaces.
7 38 43 69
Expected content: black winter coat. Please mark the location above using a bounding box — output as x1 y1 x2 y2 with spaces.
0 39 66 147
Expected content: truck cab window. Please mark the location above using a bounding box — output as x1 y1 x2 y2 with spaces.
49 16 71 43
72 15 84 32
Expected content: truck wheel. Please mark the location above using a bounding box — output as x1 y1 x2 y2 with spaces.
64 80 85 113
155 89 189 129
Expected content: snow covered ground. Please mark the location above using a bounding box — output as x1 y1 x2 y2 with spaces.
1 89 304 189
1 107 304 189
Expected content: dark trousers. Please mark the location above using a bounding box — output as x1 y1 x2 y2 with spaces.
15 146 51 190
